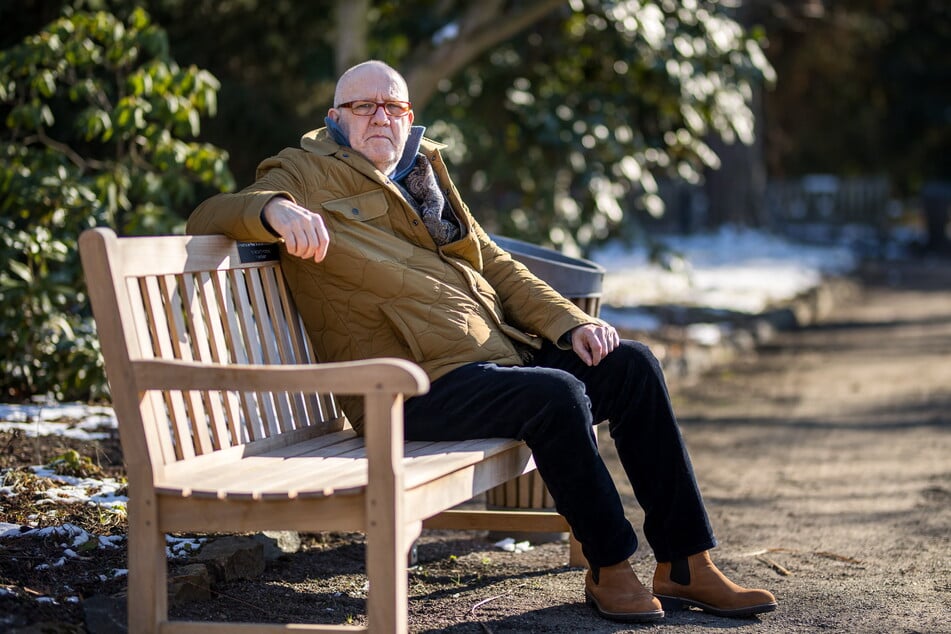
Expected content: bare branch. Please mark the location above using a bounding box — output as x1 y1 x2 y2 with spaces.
403 0 568 109
27 129 106 173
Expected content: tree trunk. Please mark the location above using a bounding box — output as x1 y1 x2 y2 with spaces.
334 0 370 77
703 3 769 228
703 84 768 227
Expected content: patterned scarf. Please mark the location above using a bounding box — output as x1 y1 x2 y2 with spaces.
400 155 460 246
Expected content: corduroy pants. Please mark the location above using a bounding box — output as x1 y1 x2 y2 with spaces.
403 339 717 568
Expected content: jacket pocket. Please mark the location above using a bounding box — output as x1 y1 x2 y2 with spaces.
379 303 425 363
321 189 389 223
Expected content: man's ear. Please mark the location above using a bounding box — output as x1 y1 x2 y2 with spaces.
327 108 340 122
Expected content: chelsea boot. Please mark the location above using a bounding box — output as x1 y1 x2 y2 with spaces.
585 560 665 623
653 550 777 618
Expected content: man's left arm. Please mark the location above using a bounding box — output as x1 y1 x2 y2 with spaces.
472 222 614 356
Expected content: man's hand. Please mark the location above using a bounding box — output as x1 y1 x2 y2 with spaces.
263 197 330 262
570 323 620 366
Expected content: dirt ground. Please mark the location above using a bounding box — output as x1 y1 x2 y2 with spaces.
2 256 949 633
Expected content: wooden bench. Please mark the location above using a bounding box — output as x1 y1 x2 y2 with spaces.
79 227 582 634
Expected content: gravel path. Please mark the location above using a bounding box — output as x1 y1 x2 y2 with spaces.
640 258 951 634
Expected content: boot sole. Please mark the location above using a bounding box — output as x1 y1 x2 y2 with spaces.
585 590 665 623
656 593 778 618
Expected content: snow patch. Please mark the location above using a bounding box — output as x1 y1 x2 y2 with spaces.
593 226 856 317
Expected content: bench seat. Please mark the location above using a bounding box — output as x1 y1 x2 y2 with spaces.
157 433 532 503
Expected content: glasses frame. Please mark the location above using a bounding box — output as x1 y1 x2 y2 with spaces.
336 100 413 117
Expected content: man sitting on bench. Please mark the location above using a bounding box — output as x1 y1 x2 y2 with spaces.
187 59 777 623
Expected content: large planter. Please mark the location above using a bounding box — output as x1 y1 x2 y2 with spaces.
490 234 606 317
486 235 605 529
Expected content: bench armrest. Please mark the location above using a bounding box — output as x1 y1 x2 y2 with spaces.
131 357 430 396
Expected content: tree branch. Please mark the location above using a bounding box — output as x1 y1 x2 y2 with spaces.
27 129 107 172
403 0 568 109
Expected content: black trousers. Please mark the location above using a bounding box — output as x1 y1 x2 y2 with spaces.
403 339 717 568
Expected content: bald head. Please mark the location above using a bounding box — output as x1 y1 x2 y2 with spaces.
333 61 409 108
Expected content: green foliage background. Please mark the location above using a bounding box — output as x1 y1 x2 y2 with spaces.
0 7 233 401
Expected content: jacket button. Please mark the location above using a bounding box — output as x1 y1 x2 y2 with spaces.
351 208 360 215
342 153 349 158
412 219 419 226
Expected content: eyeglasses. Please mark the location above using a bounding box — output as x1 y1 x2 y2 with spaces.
336 100 413 117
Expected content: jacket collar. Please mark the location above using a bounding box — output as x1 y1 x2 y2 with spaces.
390 125 425 181
300 126 446 173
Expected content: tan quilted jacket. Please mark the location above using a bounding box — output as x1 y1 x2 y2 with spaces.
186 127 598 432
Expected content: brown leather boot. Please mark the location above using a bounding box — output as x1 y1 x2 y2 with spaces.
653 551 777 617
585 560 665 623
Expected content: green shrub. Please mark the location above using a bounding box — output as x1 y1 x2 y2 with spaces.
0 7 234 402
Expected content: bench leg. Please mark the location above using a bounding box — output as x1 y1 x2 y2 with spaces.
366 517 410 634
568 531 587 568
364 393 409 633
127 496 166 633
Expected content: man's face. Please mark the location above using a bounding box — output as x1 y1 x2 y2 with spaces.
329 66 414 174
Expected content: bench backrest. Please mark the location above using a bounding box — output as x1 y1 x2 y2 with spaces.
80 229 344 473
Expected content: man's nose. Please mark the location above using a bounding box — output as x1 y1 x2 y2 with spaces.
371 106 390 124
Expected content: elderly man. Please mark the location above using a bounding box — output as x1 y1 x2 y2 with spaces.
187 60 776 623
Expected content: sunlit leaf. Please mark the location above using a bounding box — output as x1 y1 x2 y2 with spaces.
8 260 33 284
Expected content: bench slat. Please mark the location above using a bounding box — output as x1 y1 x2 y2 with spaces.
267 266 330 426
160 425 351 479
405 443 536 521
233 268 280 439
114 233 275 276
247 267 296 434
403 438 528 491
162 435 370 499
141 275 197 460
162 274 216 456
155 436 526 503
253 440 461 501
182 272 229 451
274 440 506 500
213 269 263 443
261 266 309 427
125 276 178 464
195 271 242 449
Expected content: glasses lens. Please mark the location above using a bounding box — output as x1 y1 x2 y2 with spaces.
384 101 411 116
350 101 377 116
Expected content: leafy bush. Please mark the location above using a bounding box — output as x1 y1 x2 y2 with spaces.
0 7 234 402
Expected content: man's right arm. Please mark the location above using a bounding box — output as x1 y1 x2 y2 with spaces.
260 197 329 262
186 155 329 263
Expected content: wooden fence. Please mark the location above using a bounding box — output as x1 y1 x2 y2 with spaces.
764 175 891 227
640 175 894 240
